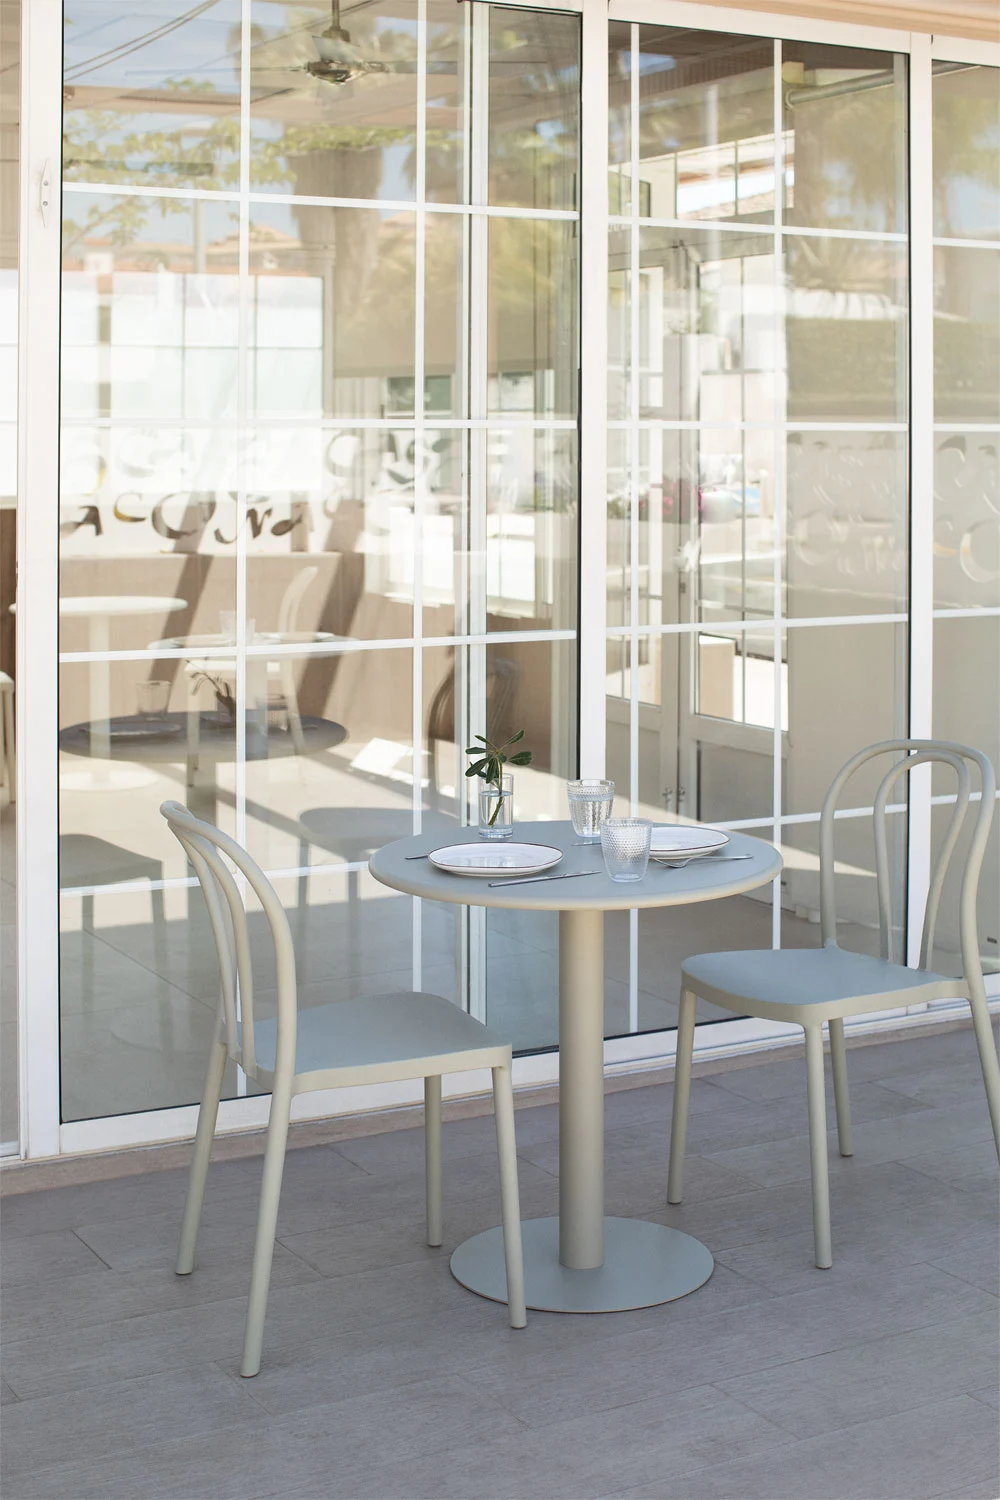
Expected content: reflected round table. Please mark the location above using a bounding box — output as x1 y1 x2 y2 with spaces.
370 820 782 1314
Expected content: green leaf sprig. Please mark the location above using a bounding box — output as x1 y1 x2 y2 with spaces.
465 730 532 825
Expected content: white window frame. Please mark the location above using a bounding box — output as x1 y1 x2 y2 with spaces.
14 0 999 1158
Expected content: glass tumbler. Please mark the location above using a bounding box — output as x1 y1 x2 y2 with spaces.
600 818 652 882
566 779 615 840
479 774 514 839
136 680 170 718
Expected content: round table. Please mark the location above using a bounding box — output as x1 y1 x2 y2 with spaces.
369 820 782 1314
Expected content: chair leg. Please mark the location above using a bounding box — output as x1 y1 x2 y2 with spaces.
425 1075 443 1247
804 1024 833 1269
176 1038 228 1275
967 991 1000 1162
492 1065 526 1329
667 988 697 1204
241 1081 293 1378
828 1017 853 1158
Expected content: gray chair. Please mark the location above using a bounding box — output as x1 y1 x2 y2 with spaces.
160 801 526 1378
668 739 1000 1269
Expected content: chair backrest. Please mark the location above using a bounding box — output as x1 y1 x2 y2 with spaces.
277 566 319 635
160 801 297 1084
819 740 996 981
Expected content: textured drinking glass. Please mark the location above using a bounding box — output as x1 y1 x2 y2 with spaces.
600 818 652 882
567 778 615 840
479 774 514 839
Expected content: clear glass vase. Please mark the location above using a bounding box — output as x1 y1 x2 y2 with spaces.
478 774 514 838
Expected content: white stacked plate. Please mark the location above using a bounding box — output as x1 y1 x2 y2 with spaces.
649 826 730 862
428 842 563 878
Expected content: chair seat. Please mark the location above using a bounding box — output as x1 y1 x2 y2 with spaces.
682 943 966 1022
252 990 512 1091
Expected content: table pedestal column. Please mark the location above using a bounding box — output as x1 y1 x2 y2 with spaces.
450 902 715 1313
558 907 605 1269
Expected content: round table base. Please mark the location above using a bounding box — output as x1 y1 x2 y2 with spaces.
450 1216 714 1314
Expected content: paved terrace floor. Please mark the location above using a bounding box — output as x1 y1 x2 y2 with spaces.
1 1022 998 1500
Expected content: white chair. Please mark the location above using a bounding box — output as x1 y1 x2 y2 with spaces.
160 800 526 1378
668 739 1000 1270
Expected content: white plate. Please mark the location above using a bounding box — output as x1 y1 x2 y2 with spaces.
648 826 730 861
428 842 563 878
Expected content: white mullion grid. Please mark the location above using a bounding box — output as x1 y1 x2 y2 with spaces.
771 35 784 950
907 33 934 975
60 415 579 432
626 21 640 1032
233 0 253 1098
412 0 428 991
608 213 906 246
58 627 579 666
608 420 909 432
62 180 578 223
578 0 608 780
466 1 490 1024
628 21 640 821
605 613 908 640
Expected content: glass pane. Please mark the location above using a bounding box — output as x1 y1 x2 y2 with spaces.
59 427 238 655
608 21 631 213
932 613 1000 981
249 0 419 201
483 638 576 812
426 1 467 205
421 643 464 829
784 621 906 814
246 646 412 871
487 218 577 419
633 27 775 225
60 885 240 1122
246 426 417 643
780 813 906 962
782 43 906 234
425 212 464 417
62 196 240 422
63 2 241 192
934 246 1000 424
486 428 577 632
787 430 908 617
637 895 773 1030
786 235 907 422
934 432 1000 611
933 62 1000 243
619 226 778 423
488 9 579 213
249 203 415 421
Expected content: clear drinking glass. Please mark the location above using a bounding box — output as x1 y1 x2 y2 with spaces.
136 680 170 718
479 774 514 839
567 778 615 840
600 817 652 882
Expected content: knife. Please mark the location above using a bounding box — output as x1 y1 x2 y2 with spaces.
488 870 601 888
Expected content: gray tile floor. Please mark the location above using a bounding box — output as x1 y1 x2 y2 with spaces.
1 1024 998 1500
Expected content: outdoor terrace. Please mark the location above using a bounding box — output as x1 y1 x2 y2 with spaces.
1 1021 997 1500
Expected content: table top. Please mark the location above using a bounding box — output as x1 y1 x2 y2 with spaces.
60 596 188 618
369 821 782 912
59 712 348 764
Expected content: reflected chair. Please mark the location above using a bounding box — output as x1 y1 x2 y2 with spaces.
0 670 13 802
59 834 168 976
667 740 1000 1270
160 800 526 1377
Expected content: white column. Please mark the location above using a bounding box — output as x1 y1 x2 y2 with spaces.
16 0 63 1158
578 0 609 778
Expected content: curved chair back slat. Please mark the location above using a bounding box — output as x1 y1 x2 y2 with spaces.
277 565 319 636
819 740 996 982
161 801 298 1086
